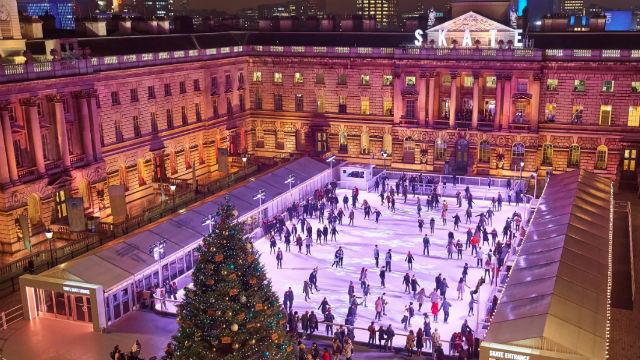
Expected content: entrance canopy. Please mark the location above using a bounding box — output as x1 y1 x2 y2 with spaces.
481 170 611 360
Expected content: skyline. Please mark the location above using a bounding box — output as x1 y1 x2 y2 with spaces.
190 0 640 14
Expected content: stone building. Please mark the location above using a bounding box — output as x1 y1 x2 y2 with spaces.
0 10 639 257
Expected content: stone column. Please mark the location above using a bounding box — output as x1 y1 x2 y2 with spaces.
74 90 94 163
502 73 512 130
0 101 17 182
427 72 436 127
530 73 542 132
472 72 480 129
47 94 71 168
20 97 45 174
494 75 503 130
449 71 459 128
88 90 103 160
417 71 428 126
0 103 12 184
393 70 402 124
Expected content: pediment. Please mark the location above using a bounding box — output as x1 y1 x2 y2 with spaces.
428 11 515 33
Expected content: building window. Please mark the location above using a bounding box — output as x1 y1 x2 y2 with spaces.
179 81 187 94
212 98 219 118
383 75 393 86
360 97 370 115
623 149 637 171
315 73 325 84
574 79 586 92
226 98 232 115
111 91 120 105
405 76 416 87
546 79 558 91
115 119 123 142
337 74 348 86
629 106 640 127
239 95 245 112
6 105 15 123
602 80 614 93
166 109 174 129
225 74 232 91
195 103 202 121
338 96 347 113
442 75 451 86
316 131 328 153
294 72 304 84
463 76 474 88
254 91 263 110
150 112 158 133
595 145 608 170
181 106 188 125
147 86 156 99
253 71 262 82
211 76 218 95
542 143 553 166
130 88 139 102
237 73 245 89
435 138 446 161
512 142 525 158
164 83 172 97
571 105 584 124
41 133 51 161
478 140 490 164
316 95 325 113
568 144 580 167
274 94 283 111
545 103 556 122
599 105 612 126
516 79 528 93
133 116 141 138
632 81 640 93
485 76 497 88
274 72 283 84
193 79 201 92
360 74 370 86
383 99 393 116
295 94 304 112
405 99 416 119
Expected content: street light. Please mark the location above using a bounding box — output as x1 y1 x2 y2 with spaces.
285 174 296 201
44 228 55 266
202 214 216 234
326 155 336 181
381 150 388 172
149 239 166 286
519 161 525 179
169 184 176 207
241 153 248 174
253 189 266 226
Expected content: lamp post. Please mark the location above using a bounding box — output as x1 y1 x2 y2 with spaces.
44 228 54 266
241 153 248 175
169 184 177 207
285 174 295 200
253 189 266 227
519 161 524 179
149 239 166 285
381 150 388 172
326 155 336 181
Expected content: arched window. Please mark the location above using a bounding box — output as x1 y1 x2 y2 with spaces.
119 164 129 191
27 194 41 226
435 138 447 161
169 151 177 175
478 140 490 164
542 143 553 166
403 137 416 163
512 142 525 158
568 144 580 168
339 131 348 153
137 159 146 186
596 145 608 170
184 148 192 170
382 133 392 154
360 131 370 155
403 137 415 151
79 178 92 210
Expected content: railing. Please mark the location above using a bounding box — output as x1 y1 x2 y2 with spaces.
17 167 38 180
1 305 23 330
70 154 86 166
4 45 640 83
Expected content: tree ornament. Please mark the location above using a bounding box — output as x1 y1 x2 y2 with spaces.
207 309 215 317
230 323 239 332
240 295 247 303
232 343 240 350
249 277 257 285
221 269 228 276
271 333 279 341
230 288 238 296
206 278 214 285
255 303 264 310
221 337 232 344
248 255 255 262
262 351 270 358
238 312 246 320
226 310 233 317
249 339 256 345
215 254 224 262
228 263 236 270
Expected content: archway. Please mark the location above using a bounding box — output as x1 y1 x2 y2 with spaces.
455 138 469 173
27 193 41 226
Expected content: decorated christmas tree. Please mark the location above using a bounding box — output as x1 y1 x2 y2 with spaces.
172 198 294 359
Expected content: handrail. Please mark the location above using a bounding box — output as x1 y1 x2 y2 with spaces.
0 305 23 330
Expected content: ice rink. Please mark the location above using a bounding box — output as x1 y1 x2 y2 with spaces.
253 185 523 345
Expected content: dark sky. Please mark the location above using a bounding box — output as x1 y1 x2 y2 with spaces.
191 0 640 14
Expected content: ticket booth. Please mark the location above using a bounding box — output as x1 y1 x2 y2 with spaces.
338 163 374 190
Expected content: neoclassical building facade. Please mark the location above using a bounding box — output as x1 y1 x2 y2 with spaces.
0 11 639 256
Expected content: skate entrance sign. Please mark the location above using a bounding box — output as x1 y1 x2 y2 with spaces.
488 350 530 360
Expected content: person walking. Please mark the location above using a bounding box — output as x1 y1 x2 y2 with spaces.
410 275 420 298
303 280 311 301
348 209 355 226
423 316 432 351
375 296 383 320
331 338 342 360
283 287 294 312
416 328 424 356
422 234 430 256
276 247 284 269
457 277 469 300
305 235 313 255
440 297 452 323
373 245 380 267
296 234 303 253
385 249 392 272
405 251 415 270
406 330 416 357
379 267 386 288
403 273 411 294
429 217 436 235
343 338 353 360
416 287 426 311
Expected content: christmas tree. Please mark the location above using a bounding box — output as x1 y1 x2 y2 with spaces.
172 198 294 359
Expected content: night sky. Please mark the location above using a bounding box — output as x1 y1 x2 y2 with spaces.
191 0 640 14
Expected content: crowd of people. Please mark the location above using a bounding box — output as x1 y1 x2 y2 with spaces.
261 173 527 359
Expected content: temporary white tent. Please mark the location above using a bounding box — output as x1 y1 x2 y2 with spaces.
480 170 611 360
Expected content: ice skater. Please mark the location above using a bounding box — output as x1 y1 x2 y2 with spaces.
405 251 415 270
276 247 283 269
385 249 392 272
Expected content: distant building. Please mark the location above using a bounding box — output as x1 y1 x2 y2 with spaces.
17 0 75 29
559 0 584 14
142 0 173 17
355 0 397 28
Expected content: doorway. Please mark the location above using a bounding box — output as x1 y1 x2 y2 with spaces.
455 139 469 173
35 288 92 323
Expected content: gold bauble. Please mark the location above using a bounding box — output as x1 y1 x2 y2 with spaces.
230 323 239 332
249 339 256 345
232 343 240 350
